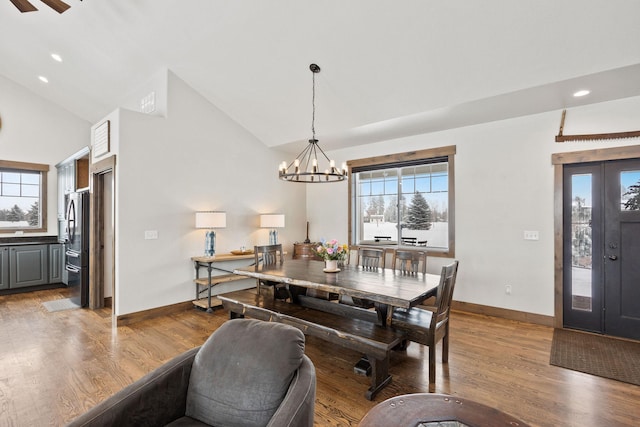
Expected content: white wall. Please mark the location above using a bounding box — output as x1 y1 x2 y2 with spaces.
110 70 307 315
307 96 640 317
0 74 91 237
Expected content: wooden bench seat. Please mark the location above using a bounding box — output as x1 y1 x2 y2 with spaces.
217 288 407 400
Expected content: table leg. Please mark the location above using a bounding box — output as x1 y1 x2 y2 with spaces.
365 355 392 401
374 302 389 326
206 262 213 313
194 262 200 302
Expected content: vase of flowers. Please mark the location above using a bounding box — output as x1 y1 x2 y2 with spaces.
314 239 348 272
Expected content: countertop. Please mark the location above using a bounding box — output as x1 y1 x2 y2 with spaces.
0 236 61 246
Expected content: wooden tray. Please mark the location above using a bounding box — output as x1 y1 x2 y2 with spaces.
230 249 254 255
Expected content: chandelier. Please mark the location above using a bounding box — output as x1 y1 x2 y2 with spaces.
279 64 347 183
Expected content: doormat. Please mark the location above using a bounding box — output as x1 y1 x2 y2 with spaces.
42 298 80 312
550 328 640 386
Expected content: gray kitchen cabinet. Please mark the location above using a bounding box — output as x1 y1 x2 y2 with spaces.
0 247 8 290
9 245 49 289
49 244 64 284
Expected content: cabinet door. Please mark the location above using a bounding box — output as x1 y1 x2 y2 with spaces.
66 162 76 194
0 247 8 290
49 244 63 283
9 245 49 288
57 165 66 219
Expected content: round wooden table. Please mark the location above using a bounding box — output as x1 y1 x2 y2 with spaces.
359 393 530 427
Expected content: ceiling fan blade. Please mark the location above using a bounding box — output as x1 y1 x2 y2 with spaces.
40 0 71 13
9 0 38 12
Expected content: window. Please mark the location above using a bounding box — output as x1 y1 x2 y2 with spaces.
348 146 455 257
0 160 49 233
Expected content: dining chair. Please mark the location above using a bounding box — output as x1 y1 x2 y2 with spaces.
359 247 385 270
254 244 288 300
391 260 459 389
341 247 386 308
392 249 427 275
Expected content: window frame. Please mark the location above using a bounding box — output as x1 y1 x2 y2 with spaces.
0 160 49 233
347 145 455 258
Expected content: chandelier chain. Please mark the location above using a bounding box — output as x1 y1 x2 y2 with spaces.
311 70 316 141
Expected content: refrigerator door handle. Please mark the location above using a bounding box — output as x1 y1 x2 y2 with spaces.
67 198 76 244
65 250 80 258
65 264 81 273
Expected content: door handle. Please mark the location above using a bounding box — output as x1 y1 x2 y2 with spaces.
608 255 618 261
66 265 80 273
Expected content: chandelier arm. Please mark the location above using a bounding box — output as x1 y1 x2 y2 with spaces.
312 140 333 163
288 142 313 169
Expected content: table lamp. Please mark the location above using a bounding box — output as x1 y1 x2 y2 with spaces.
195 211 226 256
260 214 285 245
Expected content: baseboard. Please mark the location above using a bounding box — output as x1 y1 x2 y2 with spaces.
104 296 112 308
116 301 193 327
0 283 65 296
452 300 554 327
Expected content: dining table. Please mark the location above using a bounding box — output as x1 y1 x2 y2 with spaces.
233 258 441 326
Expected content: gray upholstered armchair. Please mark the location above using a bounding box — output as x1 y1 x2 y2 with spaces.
67 319 316 427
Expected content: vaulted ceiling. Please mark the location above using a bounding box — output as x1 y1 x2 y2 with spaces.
2 0 639 152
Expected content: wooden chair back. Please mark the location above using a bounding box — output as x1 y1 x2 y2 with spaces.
392 250 427 275
253 244 287 299
358 248 385 270
254 244 284 268
431 261 459 328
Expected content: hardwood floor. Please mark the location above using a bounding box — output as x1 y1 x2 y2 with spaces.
1 287 639 426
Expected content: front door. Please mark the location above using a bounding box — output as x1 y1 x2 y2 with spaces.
563 159 640 340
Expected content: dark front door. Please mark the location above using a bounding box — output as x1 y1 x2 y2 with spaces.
563 159 640 340
603 159 640 339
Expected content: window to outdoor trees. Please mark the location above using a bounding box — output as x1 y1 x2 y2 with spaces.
0 160 49 233
348 146 455 257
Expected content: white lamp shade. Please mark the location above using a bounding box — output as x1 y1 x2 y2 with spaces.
260 214 285 228
195 212 226 229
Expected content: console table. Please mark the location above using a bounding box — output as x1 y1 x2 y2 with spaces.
191 253 254 312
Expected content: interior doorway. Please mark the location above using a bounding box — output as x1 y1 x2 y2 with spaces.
557 153 640 341
89 156 116 316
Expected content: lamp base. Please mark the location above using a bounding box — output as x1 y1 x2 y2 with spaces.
204 230 216 256
269 229 278 245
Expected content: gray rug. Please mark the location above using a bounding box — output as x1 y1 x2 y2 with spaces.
42 298 80 312
550 328 640 386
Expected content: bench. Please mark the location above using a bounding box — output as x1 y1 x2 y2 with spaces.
217 288 408 400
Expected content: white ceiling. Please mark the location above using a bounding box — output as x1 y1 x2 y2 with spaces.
1 0 640 152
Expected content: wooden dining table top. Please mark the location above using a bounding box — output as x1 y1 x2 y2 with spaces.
233 259 440 309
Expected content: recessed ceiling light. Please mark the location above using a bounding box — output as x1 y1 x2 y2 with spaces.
573 89 590 97
51 53 62 62
38 76 49 83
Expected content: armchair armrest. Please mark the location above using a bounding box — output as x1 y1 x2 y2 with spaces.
267 355 316 427
67 347 199 427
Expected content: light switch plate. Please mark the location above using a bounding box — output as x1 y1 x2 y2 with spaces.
523 230 539 240
144 230 158 240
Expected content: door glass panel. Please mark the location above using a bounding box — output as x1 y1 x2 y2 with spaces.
621 170 640 211
571 174 593 311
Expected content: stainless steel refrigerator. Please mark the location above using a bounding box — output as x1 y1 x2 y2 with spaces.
65 191 89 307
